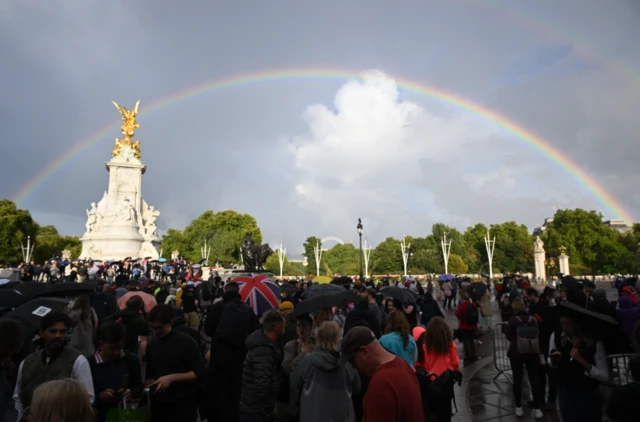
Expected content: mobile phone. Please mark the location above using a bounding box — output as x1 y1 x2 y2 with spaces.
122 374 130 390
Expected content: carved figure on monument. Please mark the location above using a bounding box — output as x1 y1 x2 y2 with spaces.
87 243 102 258
111 100 142 161
171 250 180 260
144 207 160 237
86 203 100 233
241 232 273 271
61 249 72 261
534 236 544 252
116 198 137 223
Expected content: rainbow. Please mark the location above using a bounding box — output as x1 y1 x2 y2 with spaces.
11 67 635 222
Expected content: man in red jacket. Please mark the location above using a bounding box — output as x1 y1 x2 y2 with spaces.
340 327 424 422
455 291 479 361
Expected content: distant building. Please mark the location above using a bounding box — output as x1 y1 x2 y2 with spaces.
533 217 633 235
290 257 308 266
533 218 554 236
603 219 633 234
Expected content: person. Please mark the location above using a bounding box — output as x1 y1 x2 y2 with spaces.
549 310 609 422
204 281 258 422
443 280 453 310
13 313 95 421
280 314 314 421
290 321 360 422
181 281 200 328
239 310 286 422
419 292 444 327
89 322 143 422
104 295 150 356
279 301 297 344
362 288 382 332
379 310 417 369
68 295 99 357
0 320 24 422
339 326 424 422
616 295 639 344
606 356 640 422
29 379 94 422
455 291 479 361
505 298 543 418
144 305 205 422
414 317 460 422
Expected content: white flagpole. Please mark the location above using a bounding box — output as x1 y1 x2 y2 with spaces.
484 230 496 280
441 232 452 274
313 240 323 276
277 240 287 278
400 235 411 276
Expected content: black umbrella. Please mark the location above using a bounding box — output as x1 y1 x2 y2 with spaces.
301 284 345 299
380 286 417 304
468 282 488 300
294 290 359 317
330 276 354 285
1 297 71 334
0 289 31 310
556 302 632 354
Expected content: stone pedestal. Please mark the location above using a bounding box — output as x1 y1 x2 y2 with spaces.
533 236 546 283
80 157 161 261
558 254 570 275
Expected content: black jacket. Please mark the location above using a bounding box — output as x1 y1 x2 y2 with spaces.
420 295 444 326
239 330 282 416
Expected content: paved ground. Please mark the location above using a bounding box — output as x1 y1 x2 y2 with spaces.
443 283 618 421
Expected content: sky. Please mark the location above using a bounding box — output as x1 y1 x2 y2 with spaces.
1 0 639 258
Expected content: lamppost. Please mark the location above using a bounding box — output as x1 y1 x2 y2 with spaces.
441 232 452 275
276 241 287 278
484 230 496 280
363 237 373 279
357 218 364 280
21 236 35 263
400 236 411 276
200 239 211 265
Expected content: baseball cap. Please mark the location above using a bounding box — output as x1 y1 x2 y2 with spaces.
339 326 376 365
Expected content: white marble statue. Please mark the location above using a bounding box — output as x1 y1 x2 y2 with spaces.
86 203 99 233
61 249 72 261
144 206 160 237
117 198 137 222
171 250 180 260
534 236 544 252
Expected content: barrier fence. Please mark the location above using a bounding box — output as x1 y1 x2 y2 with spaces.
491 322 512 382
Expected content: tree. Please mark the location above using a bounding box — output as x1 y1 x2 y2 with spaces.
177 210 262 263
488 221 534 273
160 229 187 259
33 225 81 264
448 253 468 274
542 209 624 274
371 237 403 274
303 236 322 275
323 243 359 275
0 199 39 264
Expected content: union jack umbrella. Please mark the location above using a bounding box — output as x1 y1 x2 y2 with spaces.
234 274 282 316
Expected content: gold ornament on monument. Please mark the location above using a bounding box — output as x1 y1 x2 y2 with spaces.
559 245 567 257
111 100 142 160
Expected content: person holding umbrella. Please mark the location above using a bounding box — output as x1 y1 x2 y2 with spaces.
548 304 610 422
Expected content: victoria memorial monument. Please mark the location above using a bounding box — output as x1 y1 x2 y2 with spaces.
79 100 161 260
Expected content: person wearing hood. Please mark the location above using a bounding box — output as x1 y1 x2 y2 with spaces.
616 295 639 344
419 292 444 327
290 321 360 422
204 282 258 422
240 310 286 422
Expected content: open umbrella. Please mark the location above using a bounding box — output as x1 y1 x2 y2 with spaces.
192 264 202 269
302 284 346 299
1 297 71 334
438 274 455 282
314 276 332 285
0 289 30 310
117 291 157 312
234 274 282 316
158 258 167 263
468 282 488 300
331 276 353 285
295 290 359 317
380 286 417 304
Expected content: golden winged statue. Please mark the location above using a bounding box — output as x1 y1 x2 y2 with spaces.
111 100 142 160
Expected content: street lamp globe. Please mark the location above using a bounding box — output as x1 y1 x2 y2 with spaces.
357 218 363 235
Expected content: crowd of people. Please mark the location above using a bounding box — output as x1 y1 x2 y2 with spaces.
1 260 640 422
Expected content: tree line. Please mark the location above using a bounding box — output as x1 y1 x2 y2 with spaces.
2 200 638 277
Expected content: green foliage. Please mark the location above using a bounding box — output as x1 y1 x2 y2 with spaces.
323 243 360 276
448 253 468 274
0 199 39 264
162 210 262 264
33 225 81 263
371 237 403 274
302 236 321 275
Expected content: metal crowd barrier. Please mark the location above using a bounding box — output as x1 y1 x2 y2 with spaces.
606 353 636 387
491 322 512 382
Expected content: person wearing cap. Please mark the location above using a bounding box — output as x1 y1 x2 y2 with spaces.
279 302 297 345
340 326 424 422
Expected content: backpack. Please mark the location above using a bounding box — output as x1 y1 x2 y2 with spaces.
415 367 463 417
464 303 479 325
516 316 540 354
201 284 213 301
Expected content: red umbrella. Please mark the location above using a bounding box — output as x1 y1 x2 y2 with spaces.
117 291 157 312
